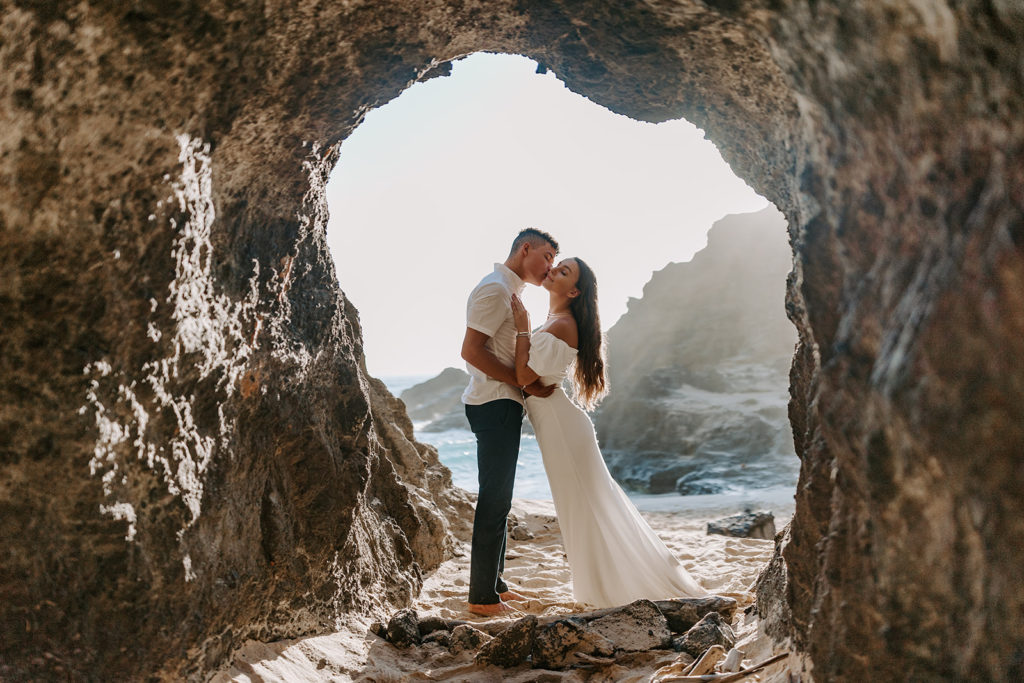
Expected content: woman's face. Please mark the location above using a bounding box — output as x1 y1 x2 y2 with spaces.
543 258 580 298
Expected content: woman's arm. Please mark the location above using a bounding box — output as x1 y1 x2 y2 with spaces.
511 294 540 386
514 334 539 386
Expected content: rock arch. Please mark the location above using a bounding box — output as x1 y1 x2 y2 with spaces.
2 1 1021 679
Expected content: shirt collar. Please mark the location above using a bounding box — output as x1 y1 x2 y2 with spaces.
494 263 526 294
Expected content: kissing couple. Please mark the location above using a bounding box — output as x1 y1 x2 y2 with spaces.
460 228 706 617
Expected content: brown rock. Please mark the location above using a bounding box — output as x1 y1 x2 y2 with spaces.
386 608 421 648
475 615 538 667
707 511 777 540
531 618 615 670
654 596 739 633
421 630 452 648
588 599 672 652
510 523 535 541
449 624 491 655
417 614 451 637
673 611 737 658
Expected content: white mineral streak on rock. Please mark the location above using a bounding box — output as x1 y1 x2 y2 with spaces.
82 135 257 562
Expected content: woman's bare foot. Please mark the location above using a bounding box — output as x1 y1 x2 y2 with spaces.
467 601 522 617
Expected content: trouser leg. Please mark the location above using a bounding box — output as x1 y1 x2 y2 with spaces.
466 399 523 605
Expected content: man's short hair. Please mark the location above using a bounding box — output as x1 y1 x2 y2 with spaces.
509 228 559 258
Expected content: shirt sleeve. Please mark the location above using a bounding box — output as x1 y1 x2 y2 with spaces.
527 332 577 377
466 282 509 337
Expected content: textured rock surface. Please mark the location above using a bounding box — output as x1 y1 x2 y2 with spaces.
597 207 798 495
673 611 737 658
386 608 421 649
475 614 538 667
531 618 615 670
450 624 491 655
588 599 672 652
654 597 739 634
707 511 777 540
2 0 1022 680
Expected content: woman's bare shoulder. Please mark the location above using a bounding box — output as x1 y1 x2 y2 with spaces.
543 317 579 349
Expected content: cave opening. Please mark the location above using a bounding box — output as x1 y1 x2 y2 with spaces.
325 51 798 517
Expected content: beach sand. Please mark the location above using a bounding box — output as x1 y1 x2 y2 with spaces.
215 493 802 682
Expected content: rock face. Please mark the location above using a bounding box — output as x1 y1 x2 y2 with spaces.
597 207 798 495
2 1 1022 680
399 367 471 432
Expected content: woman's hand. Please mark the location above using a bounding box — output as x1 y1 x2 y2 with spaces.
511 294 530 334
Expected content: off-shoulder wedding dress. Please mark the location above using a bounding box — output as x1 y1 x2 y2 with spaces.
524 330 707 608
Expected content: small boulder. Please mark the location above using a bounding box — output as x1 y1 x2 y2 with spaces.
707 510 776 539
510 523 535 540
386 608 421 648
531 618 615 670
450 624 491 654
369 621 387 639
417 614 450 636
422 630 452 648
673 611 736 658
589 599 672 652
475 615 538 667
654 596 739 633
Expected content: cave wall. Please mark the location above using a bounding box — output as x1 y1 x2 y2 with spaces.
1 0 1021 679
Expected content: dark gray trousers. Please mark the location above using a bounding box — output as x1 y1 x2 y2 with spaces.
465 399 523 604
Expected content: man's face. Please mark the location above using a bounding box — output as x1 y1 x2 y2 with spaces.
522 241 557 286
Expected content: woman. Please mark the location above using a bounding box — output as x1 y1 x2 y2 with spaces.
510 257 706 608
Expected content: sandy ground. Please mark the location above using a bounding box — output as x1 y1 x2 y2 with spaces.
214 493 807 682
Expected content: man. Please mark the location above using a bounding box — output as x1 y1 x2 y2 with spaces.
461 228 559 616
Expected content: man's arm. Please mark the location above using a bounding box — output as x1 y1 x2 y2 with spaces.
461 327 518 386
461 328 555 397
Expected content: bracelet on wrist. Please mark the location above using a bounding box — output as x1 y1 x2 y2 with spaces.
516 331 530 337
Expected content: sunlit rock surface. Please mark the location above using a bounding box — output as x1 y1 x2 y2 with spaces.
596 207 798 495
2 0 1022 679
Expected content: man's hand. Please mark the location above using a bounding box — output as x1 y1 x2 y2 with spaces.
523 379 556 398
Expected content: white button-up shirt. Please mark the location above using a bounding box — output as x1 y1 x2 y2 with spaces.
462 263 526 406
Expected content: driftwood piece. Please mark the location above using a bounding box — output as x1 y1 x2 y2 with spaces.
686 645 727 675
658 652 790 682
721 647 744 672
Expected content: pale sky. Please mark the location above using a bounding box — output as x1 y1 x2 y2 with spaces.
326 53 768 377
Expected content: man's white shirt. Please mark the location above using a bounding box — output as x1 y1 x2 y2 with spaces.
462 263 526 406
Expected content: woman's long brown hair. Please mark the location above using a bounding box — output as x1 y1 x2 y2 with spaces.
568 258 608 410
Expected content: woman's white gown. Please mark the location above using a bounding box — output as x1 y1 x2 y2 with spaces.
525 331 707 608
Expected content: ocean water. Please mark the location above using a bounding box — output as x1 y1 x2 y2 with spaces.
381 374 553 500
381 375 796 513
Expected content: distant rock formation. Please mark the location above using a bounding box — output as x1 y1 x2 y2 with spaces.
596 207 798 495
400 367 534 434
400 367 471 432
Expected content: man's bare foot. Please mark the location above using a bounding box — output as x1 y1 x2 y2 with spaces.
467 601 522 617
499 590 527 602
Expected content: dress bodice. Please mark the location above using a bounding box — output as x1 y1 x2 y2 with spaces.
527 330 578 384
